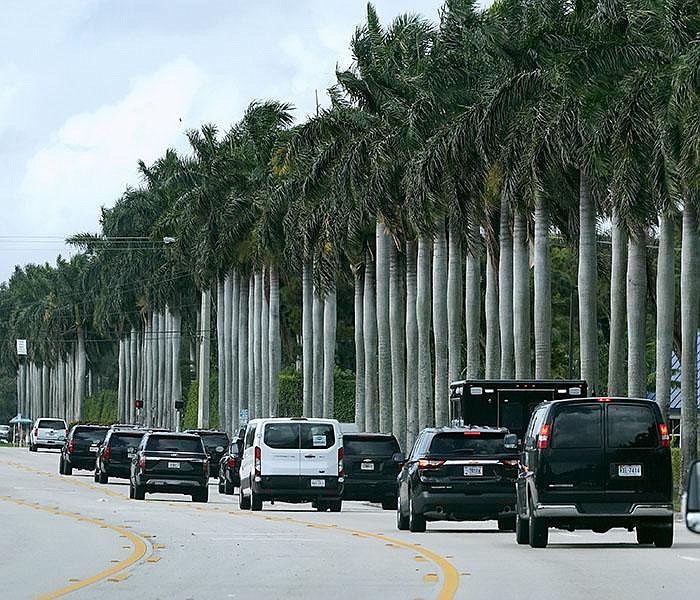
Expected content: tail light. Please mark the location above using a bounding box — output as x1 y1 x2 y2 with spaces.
203 460 209 476
103 446 111 461
499 459 519 466
537 423 551 449
65 429 69 438
417 459 445 470
67 440 73 454
254 446 261 477
659 423 670 448
138 456 146 469
463 431 481 436
597 397 612 402
228 456 236 469
338 447 344 477
34 428 38 438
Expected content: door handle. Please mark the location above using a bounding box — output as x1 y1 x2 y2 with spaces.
304 454 315 459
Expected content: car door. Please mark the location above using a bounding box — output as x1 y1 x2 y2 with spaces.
604 402 671 503
260 422 301 477
299 423 338 477
517 406 547 512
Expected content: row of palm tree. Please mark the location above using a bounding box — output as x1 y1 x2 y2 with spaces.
1 1 698 481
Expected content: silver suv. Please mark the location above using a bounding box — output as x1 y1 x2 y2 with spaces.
29 418 68 451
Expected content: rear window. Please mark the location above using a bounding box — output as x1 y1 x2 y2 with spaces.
75 428 108 443
300 424 335 450
344 437 399 456
607 404 659 448
147 436 204 453
200 433 229 449
263 423 336 449
110 433 145 448
551 404 602 448
38 420 66 430
428 432 509 455
264 423 299 449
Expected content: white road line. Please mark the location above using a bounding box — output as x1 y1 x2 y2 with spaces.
677 555 700 562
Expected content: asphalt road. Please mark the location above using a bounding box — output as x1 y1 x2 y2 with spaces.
1 445 699 600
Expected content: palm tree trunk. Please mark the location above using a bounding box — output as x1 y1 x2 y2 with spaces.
164 308 173 428
405 241 419 449
238 275 249 422
354 268 365 427
144 316 153 426
323 284 337 418
533 193 550 378
231 270 240 428
171 306 182 432
390 240 406 451
417 236 433 430
312 287 324 418
376 221 392 432
513 209 531 378
247 275 255 419
130 327 138 424
302 260 314 417
485 249 500 378
197 288 211 428
42 364 49 416
626 228 647 398
261 268 270 418
253 271 264 419
124 335 132 423
433 222 449 426
364 250 378 431
680 202 698 487
447 221 462 384
655 214 675 424
268 265 281 417
608 210 627 395
465 228 482 378
217 279 226 429
75 327 86 421
156 313 165 426
499 193 514 378
223 272 233 432
578 170 599 393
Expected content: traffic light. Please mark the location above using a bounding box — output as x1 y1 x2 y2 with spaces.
135 399 143 409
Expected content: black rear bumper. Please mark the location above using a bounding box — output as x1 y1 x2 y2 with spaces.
252 475 343 501
343 478 396 501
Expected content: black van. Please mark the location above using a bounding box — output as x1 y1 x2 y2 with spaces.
515 397 673 548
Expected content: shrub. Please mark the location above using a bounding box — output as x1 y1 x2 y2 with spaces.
277 366 355 421
182 373 220 430
80 390 117 425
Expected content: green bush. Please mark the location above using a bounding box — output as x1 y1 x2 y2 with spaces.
183 373 220 430
81 390 118 425
277 366 355 421
333 367 355 422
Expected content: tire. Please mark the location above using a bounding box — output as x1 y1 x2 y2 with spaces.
516 514 529 545
314 501 328 511
408 496 426 533
29 444 37 452
224 478 234 495
528 513 548 548
653 522 673 548
381 497 398 511
636 526 654 545
251 490 263 511
498 515 516 532
133 484 145 500
59 457 65 475
218 478 225 494
239 486 251 510
64 462 73 476
397 494 409 531
329 500 342 513
99 472 108 484
193 488 209 503
128 483 135 499
93 471 99 483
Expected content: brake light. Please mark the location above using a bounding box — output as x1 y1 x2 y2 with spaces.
34 428 38 438
338 447 344 477
597 397 612 402
659 423 670 448
463 431 481 436
254 446 261 477
417 459 445 470
203 460 209 476
138 456 146 469
67 440 73 454
228 456 236 469
65 429 69 438
537 423 551 449
103 446 111 461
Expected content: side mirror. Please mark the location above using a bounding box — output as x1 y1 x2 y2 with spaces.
504 434 518 450
392 452 405 463
684 460 700 534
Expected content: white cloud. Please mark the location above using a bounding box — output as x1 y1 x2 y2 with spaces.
0 65 24 133
19 56 205 234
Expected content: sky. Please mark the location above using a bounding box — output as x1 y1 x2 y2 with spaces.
0 0 490 285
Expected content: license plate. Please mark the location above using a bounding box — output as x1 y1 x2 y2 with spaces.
618 464 642 477
464 466 483 477
310 479 325 487
90 446 98 452
168 462 180 469
360 462 375 471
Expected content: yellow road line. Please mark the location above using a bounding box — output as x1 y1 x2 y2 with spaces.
0 495 148 599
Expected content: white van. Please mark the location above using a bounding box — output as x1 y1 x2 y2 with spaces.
239 417 344 512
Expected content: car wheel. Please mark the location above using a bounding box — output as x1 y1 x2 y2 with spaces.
29 444 37 452
128 483 135 499
134 484 146 500
653 522 673 548
408 496 426 533
329 500 342 513
239 486 251 510
193 488 209 503
397 494 409 531
93 470 99 483
224 479 234 495
498 515 516 532
515 513 529 545
64 462 73 476
99 472 108 484
381 497 398 511
314 500 327 511
218 477 225 494
636 525 655 545
251 490 263 511
528 513 548 548
59 457 65 475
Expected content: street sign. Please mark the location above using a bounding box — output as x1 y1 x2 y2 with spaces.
239 408 249 425
16 339 27 356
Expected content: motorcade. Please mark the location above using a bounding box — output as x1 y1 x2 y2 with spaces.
342 433 403 509
218 437 243 495
238 417 344 512
515 396 673 548
59 425 108 475
184 429 230 478
130 432 209 502
397 426 519 532
94 428 147 483
29 418 68 451
449 379 587 440
683 460 700 534
0 425 10 442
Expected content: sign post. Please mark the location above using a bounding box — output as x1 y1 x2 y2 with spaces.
239 408 249 427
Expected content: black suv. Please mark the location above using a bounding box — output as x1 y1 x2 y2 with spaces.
130 432 209 502
515 397 673 548
397 426 519 532
342 433 403 509
185 429 230 478
59 425 109 475
95 428 147 484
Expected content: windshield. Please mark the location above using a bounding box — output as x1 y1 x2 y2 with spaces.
147 436 204 453
428 433 509 455
109 433 145 448
344 437 399 456
200 433 229 449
